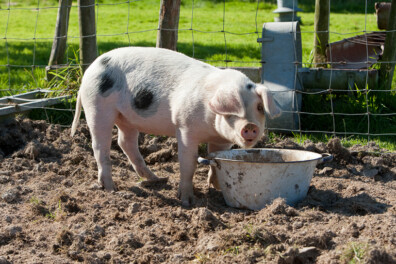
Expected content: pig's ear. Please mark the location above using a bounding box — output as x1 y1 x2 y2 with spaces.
208 91 244 117
256 85 281 119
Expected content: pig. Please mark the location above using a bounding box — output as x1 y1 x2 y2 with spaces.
71 47 281 207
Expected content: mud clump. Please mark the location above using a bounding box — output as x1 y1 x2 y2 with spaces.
279 246 320 264
54 229 74 250
327 137 352 162
268 198 298 216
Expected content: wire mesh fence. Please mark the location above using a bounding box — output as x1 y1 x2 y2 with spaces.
0 0 395 144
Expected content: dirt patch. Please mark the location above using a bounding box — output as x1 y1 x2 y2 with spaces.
0 117 395 263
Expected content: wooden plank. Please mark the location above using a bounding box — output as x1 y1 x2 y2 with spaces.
375 2 391 30
46 0 72 81
221 67 262 83
156 0 181 51
48 0 72 67
78 0 97 72
313 0 330 68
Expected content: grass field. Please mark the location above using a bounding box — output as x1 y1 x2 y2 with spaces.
0 0 382 90
0 0 395 149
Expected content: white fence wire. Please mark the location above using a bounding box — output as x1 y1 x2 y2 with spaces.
0 0 395 142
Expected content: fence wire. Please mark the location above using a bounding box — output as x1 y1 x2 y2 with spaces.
0 0 395 144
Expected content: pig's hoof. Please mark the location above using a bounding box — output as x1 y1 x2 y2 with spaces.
138 177 168 187
178 191 195 207
104 185 117 192
181 195 195 207
100 179 116 192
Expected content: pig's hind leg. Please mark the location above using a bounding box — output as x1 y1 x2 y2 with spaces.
86 110 117 191
116 119 167 185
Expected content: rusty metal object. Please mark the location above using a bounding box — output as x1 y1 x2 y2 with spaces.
0 90 71 117
326 32 386 69
375 2 391 30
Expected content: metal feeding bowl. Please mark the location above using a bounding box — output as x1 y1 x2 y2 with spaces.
199 148 332 210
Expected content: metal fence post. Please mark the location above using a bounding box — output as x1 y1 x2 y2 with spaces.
273 0 302 22
379 0 396 90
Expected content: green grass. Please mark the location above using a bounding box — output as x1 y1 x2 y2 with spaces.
290 132 396 152
0 0 384 91
340 242 369 264
0 0 395 149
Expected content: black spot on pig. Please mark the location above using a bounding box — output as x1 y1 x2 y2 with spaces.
99 72 115 96
134 88 153 110
131 84 159 117
101 56 111 66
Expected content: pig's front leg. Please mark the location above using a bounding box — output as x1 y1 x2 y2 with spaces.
207 143 233 190
176 128 199 207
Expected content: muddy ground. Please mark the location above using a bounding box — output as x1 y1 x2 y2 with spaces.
0 117 395 264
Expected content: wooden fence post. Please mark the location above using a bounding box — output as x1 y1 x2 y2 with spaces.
46 0 72 81
78 0 97 72
313 0 329 68
379 0 396 90
156 0 181 51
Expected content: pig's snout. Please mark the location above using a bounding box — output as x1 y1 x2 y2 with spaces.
241 123 259 142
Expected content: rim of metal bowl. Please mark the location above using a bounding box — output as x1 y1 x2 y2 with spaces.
208 148 325 164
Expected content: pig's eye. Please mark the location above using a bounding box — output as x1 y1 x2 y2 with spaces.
257 103 264 114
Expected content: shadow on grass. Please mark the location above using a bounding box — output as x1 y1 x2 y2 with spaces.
1 39 261 65
0 39 261 92
99 40 262 64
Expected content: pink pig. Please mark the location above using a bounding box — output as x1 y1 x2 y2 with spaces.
71 47 281 206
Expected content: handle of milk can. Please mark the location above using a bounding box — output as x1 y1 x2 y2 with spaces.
319 153 333 164
197 157 217 166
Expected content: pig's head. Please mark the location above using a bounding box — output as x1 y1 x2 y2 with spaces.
207 70 281 148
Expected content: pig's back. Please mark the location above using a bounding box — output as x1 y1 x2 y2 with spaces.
79 47 217 136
